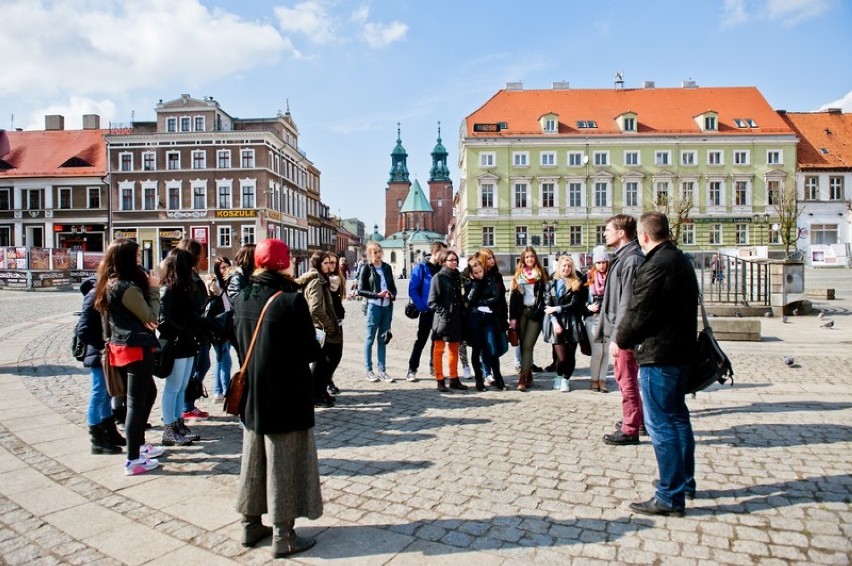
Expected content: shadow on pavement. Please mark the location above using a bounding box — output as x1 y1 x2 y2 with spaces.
697 423 852 447
691 473 852 516
295 514 656 559
692 401 852 417
320 458 433 476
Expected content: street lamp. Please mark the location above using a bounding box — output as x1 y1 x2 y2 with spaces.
752 212 770 245
542 221 558 267
401 230 408 278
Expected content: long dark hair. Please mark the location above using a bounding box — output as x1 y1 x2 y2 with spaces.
214 256 231 289
94 239 147 313
176 238 202 270
309 251 332 281
233 244 256 278
160 248 195 294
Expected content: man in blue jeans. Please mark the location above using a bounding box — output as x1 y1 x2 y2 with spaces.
615 212 698 517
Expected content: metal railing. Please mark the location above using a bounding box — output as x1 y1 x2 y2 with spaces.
691 252 770 306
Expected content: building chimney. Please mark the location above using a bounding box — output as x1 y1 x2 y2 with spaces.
82 114 101 130
505 81 524 91
827 108 842 115
552 81 570 90
681 80 698 89
643 80 656 89
45 115 65 130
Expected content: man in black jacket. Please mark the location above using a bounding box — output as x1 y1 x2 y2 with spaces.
616 212 698 517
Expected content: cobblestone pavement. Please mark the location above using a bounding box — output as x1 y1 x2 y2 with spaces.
0 269 850 564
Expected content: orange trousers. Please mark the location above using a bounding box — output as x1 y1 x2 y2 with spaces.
432 340 459 380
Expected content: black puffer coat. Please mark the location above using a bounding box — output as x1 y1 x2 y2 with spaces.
76 277 104 368
428 267 464 342
542 275 588 345
232 270 321 434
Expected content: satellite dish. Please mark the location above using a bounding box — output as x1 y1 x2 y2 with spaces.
582 155 589 165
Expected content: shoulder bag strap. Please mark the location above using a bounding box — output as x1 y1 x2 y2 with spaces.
698 292 711 330
237 291 283 377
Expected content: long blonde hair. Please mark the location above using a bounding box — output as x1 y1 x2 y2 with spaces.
552 255 582 292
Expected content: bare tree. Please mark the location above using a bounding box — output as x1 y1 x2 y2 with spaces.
647 184 694 245
770 179 804 258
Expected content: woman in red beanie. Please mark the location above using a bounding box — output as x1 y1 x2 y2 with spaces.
231 238 323 558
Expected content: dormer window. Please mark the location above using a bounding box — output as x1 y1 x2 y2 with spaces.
617 112 637 133
623 117 635 131
695 111 718 132
540 113 558 133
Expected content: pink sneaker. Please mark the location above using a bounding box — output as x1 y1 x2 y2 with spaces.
182 408 209 420
140 443 164 458
124 457 159 476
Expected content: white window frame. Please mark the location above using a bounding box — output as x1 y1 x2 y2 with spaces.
708 180 725 207
709 223 722 245
479 183 495 209
192 183 207 210
218 226 231 247
567 151 584 167
593 151 609 166
514 182 529 208
593 181 610 207
241 225 256 245
512 152 529 168
142 151 156 171
623 117 636 132
567 181 584 208
217 149 231 169
480 152 496 168
241 149 255 168
569 225 582 246
804 176 819 200
543 118 557 133
540 181 556 208
166 182 181 210
192 150 206 169
180 117 191 132
166 117 176 132
58 187 72 209
540 152 556 167
734 180 749 206
681 223 695 246
166 151 180 170
624 181 639 207
0 188 11 211
654 150 671 166
733 150 750 165
87 187 100 209
217 182 233 209
194 116 205 131
119 152 133 172
515 226 528 247
681 180 696 205
829 176 844 201
655 181 669 206
735 223 749 245
810 224 838 245
766 150 782 165
143 184 157 210
704 116 717 131
119 182 134 211
482 226 494 247
707 150 723 166
241 180 257 208
624 151 640 166
681 150 697 166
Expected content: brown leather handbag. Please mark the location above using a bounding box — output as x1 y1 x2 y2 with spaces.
223 291 282 416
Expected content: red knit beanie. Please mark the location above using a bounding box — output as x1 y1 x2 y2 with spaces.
254 239 291 271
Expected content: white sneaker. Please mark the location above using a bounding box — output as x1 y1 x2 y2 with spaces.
378 371 395 383
406 371 418 382
366 371 380 382
463 366 473 380
140 444 164 458
560 379 571 392
484 375 495 386
125 457 159 476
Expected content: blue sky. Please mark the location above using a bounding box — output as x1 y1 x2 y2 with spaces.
1 0 850 234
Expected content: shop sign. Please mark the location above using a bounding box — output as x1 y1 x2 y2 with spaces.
694 217 753 223
114 229 138 240
159 230 184 239
215 209 257 218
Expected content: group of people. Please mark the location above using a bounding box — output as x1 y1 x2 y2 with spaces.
73 209 700 560
358 212 700 518
76 237 329 557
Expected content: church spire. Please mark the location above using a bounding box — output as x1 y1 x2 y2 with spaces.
389 122 410 182
429 121 450 182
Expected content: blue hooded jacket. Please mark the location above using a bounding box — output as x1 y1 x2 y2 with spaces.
408 260 439 313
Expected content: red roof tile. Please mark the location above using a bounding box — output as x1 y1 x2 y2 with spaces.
465 86 793 137
0 129 108 179
779 111 852 169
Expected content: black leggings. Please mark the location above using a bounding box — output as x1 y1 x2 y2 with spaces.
124 353 157 460
553 342 578 379
313 342 343 397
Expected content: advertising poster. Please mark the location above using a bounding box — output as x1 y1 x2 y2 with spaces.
30 248 50 270
51 248 72 270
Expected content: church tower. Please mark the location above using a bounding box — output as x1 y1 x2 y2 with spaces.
428 122 453 237
385 123 411 236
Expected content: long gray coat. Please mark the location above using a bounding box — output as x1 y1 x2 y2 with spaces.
591 240 644 342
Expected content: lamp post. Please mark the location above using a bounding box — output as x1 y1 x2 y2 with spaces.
542 220 558 267
401 230 408 278
752 212 770 245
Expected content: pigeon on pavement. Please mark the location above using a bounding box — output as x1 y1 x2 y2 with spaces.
821 320 835 329
784 356 795 366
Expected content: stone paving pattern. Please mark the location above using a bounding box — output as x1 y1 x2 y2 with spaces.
0 269 849 564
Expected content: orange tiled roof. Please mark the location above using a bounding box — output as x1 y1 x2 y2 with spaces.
779 111 852 169
0 129 108 179
465 86 794 137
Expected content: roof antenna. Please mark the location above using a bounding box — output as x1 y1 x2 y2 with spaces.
614 71 625 89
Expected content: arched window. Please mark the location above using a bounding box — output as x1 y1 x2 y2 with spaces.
390 251 397 262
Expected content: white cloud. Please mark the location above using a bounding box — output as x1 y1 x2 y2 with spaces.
274 1 337 44
362 21 408 48
721 0 830 27
22 97 118 131
0 0 294 99
818 91 852 112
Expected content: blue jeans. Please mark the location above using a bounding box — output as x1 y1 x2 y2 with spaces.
87 367 112 426
212 341 232 397
184 344 211 412
364 303 393 371
639 365 696 511
163 356 194 425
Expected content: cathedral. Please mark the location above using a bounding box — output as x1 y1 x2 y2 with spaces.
367 124 452 277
